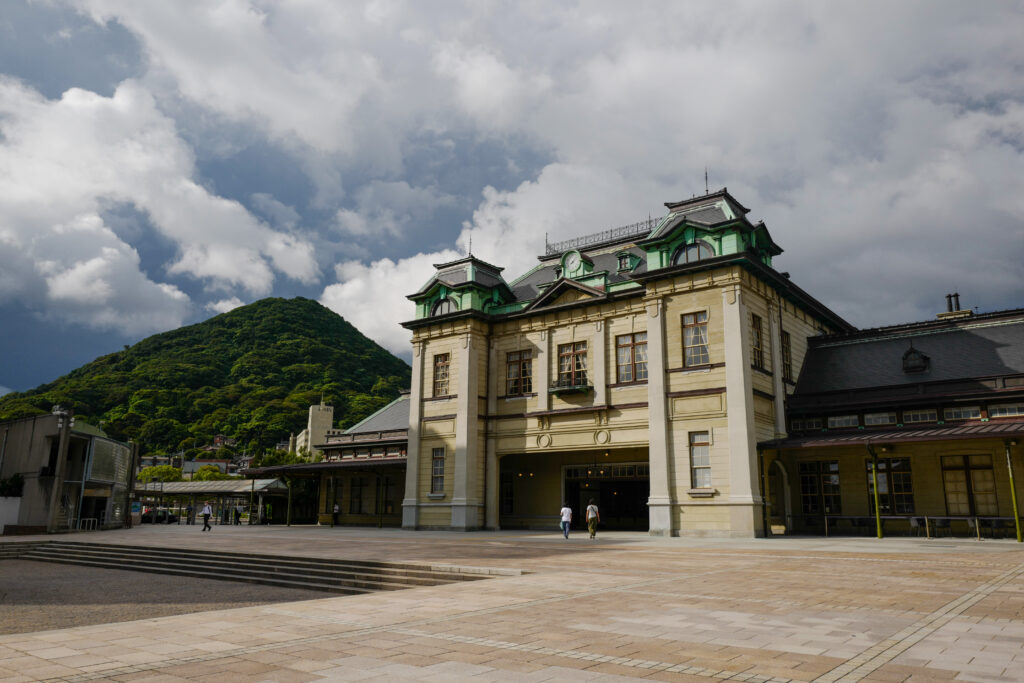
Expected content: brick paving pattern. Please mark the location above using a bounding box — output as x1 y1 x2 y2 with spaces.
0 526 1021 682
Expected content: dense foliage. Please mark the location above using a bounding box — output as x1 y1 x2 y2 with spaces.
0 297 411 457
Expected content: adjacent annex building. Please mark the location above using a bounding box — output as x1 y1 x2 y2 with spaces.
401 189 853 536
761 305 1024 538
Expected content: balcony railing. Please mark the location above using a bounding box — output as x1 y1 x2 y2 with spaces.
550 376 593 395
545 218 657 256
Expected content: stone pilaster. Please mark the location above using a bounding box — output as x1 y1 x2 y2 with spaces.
722 286 764 537
484 340 499 529
451 331 481 529
768 300 787 436
402 340 424 529
645 298 673 535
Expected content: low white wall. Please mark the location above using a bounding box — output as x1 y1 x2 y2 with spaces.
0 496 22 534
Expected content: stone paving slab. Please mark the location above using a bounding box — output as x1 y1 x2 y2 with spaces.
1 526 1022 681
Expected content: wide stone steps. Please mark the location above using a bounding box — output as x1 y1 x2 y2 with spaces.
7 541 492 595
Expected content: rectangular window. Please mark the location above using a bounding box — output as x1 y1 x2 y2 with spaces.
349 477 368 514
431 447 445 494
506 350 533 396
617 254 632 271
943 406 981 421
433 353 450 397
903 408 937 424
799 461 841 514
791 418 822 431
500 471 514 515
990 403 1024 418
942 455 997 516
751 314 765 369
682 311 710 367
864 412 897 426
827 415 859 429
867 458 914 514
381 476 398 515
557 341 588 387
689 431 711 489
781 330 793 381
615 332 648 383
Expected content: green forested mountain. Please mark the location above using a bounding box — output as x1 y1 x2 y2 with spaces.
0 298 411 457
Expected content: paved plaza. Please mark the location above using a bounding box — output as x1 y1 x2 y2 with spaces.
0 526 1022 682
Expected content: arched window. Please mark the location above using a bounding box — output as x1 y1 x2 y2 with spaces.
671 240 715 266
431 297 458 316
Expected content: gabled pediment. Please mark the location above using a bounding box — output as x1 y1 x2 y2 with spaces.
526 278 605 311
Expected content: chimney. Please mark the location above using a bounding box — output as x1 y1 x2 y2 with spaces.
937 292 973 320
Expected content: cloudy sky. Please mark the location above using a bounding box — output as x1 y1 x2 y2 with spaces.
1 1 1022 395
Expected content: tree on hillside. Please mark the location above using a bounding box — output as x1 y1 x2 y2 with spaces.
137 465 183 483
192 464 234 481
251 449 305 468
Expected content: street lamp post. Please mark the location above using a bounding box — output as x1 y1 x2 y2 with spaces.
46 406 74 533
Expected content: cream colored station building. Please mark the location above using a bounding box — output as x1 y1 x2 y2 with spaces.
400 189 852 537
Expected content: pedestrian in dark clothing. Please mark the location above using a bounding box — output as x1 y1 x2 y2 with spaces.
201 502 212 531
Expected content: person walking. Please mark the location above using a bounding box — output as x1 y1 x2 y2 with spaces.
586 498 600 539
201 501 213 531
234 504 243 525
185 504 194 525
559 502 573 539
332 502 339 526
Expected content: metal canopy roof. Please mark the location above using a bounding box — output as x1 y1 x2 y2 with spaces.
136 478 287 494
244 457 407 477
760 421 1024 450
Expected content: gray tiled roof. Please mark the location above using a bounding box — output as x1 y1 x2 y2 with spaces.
795 316 1024 394
508 247 646 303
344 395 409 434
682 205 729 224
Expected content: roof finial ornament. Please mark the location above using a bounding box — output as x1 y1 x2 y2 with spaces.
705 166 709 195
468 232 472 257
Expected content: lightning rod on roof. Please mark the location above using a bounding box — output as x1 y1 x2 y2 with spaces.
705 166 709 195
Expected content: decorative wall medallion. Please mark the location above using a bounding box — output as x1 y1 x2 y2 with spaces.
537 434 552 448
595 430 610 445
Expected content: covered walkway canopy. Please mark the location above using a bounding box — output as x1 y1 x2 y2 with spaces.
135 479 288 524
760 421 1024 450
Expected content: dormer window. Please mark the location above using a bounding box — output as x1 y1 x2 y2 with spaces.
671 240 715 266
617 253 632 271
902 346 929 373
431 297 458 316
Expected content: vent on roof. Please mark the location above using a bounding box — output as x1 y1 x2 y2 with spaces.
902 345 930 374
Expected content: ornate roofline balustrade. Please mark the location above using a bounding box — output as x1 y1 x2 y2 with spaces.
545 219 656 256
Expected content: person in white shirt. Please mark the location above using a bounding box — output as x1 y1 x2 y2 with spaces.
201 502 213 531
586 499 600 539
559 503 573 539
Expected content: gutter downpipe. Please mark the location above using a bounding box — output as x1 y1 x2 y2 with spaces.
1006 439 1022 543
866 445 883 539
